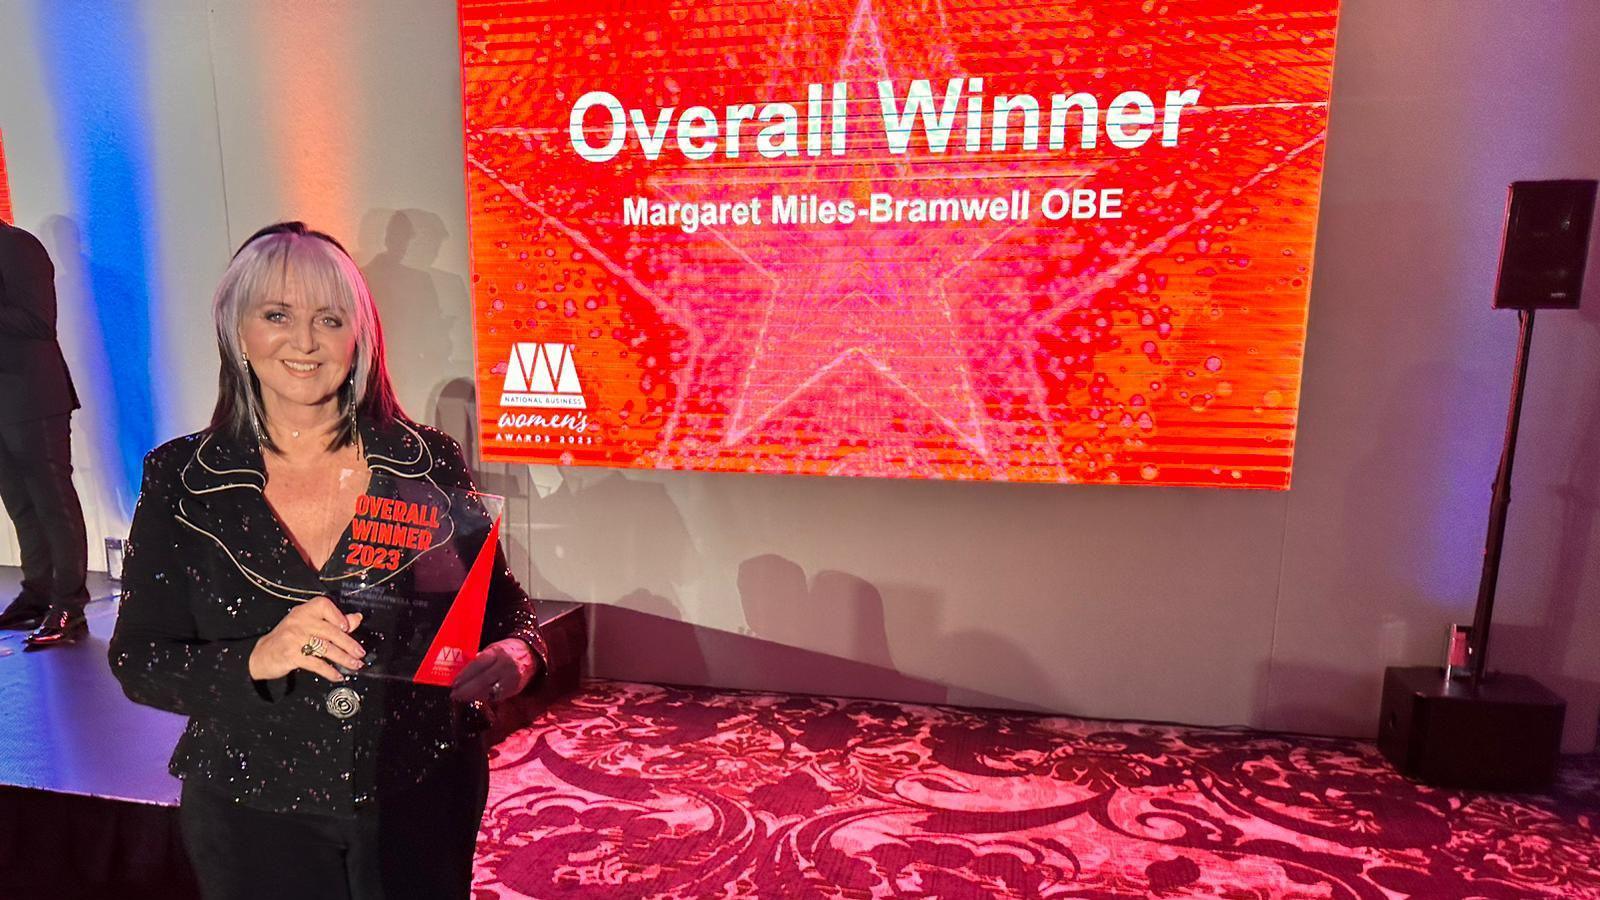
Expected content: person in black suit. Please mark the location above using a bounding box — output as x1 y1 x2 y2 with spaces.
108 223 546 899
0 220 90 648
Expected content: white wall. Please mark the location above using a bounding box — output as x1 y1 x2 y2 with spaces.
1 0 1595 751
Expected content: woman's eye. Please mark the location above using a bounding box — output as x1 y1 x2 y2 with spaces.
321 316 344 328
265 311 288 323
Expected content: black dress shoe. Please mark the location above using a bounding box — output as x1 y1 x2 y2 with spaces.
0 596 48 631
23 606 88 649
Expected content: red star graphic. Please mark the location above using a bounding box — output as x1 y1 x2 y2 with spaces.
644 0 1083 470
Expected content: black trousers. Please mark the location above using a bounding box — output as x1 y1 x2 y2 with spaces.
179 753 490 900
0 413 88 612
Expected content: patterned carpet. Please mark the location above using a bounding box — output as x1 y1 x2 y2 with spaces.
472 680 1600 899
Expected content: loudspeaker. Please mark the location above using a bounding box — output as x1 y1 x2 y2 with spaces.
1377 666 1565 791
1493 179 1597 310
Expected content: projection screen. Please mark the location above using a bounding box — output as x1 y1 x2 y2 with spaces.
459 0 1340 488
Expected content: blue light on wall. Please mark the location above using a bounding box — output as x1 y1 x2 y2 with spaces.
36 1 162 515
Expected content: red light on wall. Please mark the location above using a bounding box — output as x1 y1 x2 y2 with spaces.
0 131 13 225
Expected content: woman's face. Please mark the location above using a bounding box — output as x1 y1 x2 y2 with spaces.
239 291 357 416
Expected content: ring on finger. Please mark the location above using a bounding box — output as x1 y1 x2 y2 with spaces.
490 680 502 700
300 636 326 657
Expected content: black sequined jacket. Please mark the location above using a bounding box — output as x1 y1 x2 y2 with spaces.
108 418 546 816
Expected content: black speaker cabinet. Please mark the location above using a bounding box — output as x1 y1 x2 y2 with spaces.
1378 666 1565 791
1493 179 1597 310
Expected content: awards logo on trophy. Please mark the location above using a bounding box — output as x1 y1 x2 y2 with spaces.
329 480 505 686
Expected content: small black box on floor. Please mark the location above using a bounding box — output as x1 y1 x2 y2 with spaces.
1378 666 1565 791
486 601 588 745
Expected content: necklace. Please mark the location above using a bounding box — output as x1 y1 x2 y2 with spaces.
264 442 367 571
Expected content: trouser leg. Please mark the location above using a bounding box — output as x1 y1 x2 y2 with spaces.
346 751 491 900
0 421 56 604
179 780 354 900
0 415 88 611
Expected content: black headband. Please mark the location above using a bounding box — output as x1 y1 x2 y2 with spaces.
233 221 351 259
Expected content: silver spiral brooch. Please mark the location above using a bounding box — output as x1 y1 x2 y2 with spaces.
325 686 361 719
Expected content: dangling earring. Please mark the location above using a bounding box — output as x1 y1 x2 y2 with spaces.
242 355 264 442
347 374 359 449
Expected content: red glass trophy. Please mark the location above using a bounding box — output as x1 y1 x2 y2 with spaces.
331 484 505 686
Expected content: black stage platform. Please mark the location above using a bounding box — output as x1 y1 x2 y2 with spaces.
0 566 586 899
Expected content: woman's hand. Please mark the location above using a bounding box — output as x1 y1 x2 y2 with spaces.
248 596 365 682
450 638 537 703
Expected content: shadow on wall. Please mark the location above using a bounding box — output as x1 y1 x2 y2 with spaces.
368 208 569 598
1490 302 1600 750
39 215 138 526
432 377 576 608
591 550 1060 714
1262 357 1500 736
739 555 895 671
431 429 1059 710
433 385 710 661
590 601 956 704
1264 332 1600 746
358 208 471 420
1551 302 1600 748
414 416 1069 715
521 467 700 605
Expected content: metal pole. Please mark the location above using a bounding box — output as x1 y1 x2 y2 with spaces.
1469 308 1535 686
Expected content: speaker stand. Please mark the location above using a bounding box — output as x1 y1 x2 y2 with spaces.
1378 666 1564 791
1378 306 1567 791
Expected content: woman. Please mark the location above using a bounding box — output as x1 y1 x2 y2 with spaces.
109 222 547 899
